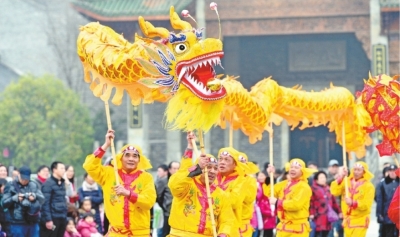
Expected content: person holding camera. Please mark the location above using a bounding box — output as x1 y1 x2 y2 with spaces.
1 166 44 237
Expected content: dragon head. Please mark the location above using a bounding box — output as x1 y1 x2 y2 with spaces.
138 6 226 101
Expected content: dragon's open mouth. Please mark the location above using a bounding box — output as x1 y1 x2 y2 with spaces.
176 51 226 100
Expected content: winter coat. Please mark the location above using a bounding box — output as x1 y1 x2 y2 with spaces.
376 177 399 223
310 181 341 231
77 219 99 237
78 182 103 232
258 182 276 230
2 178 45 224
155 176 173 216
41 175 68 221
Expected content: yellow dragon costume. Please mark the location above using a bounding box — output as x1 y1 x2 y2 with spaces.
77 6 373 158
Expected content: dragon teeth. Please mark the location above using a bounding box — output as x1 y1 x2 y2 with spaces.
178 67 187 82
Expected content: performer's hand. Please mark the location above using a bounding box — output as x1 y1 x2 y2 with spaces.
339 213 343 219
198 154 208 169
345 197 353 206
267 164 275 174
341 167 349 178
114 185 130 197
309 215 314 220
102 129 115 150
186 131 196 149
269 197 277 205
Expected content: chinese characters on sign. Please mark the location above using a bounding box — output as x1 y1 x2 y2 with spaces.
130 105 142 128
372 44 387 76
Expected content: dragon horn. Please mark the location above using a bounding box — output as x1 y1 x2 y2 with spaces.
138 16 169 39
170 6 192 30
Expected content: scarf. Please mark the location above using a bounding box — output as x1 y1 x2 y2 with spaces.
82 181 99 191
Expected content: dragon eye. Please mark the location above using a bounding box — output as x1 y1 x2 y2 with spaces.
174 43 187 54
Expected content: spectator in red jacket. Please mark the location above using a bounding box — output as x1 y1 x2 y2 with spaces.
310 171 342 237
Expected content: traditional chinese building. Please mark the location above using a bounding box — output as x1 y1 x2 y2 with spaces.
72 0 399 171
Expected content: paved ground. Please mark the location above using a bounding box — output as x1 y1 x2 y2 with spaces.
152 203 383 237
366 203 380 237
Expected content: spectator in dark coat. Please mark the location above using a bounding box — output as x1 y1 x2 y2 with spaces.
32 165 50 190
78 173 103 233
0 178 10 237
155 161 180 237
376 165 399 237
40 161 68 237
2 166 45 237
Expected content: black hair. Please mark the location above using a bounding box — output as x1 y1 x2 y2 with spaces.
168 161 180 169
79 197 92 208
307 161 317 167
50 161 63 172
36 165 49 174
314 170 327 181
263 162 270 171
65 165 75 184
158 164 168 172
66 217 75 225
83 173 88 179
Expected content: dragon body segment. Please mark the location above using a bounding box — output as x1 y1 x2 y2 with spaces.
77 6 372 157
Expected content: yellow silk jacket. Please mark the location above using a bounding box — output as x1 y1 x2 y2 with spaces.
268 179 312 234
331 177 375 228
168 150 234 237
241 175 257 227
215 171 247 236
83 153 156 236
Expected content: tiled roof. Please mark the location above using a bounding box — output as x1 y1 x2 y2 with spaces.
71 0 193 21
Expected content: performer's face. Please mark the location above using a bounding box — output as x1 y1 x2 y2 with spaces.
289 165 302 180
122 151 140 172
218 154 236 175
201 163 218 184
352 167 364 180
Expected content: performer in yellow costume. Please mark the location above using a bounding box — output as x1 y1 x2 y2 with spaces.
268 159 316 237
330 161 375 237
168 133 234 237
237 152 259 237
83 130 156 237
216 147 249 236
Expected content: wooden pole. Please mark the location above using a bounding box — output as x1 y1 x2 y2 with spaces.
190 132 200 164
198 129 217 237
269 123 275 198
229 122 233 147
342 122 349 198
104 101 120 186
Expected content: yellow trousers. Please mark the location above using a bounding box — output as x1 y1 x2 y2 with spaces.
276 221 310 237
104 226 150 237
344 227 367 237
240 223 253 237
276 231 309 237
